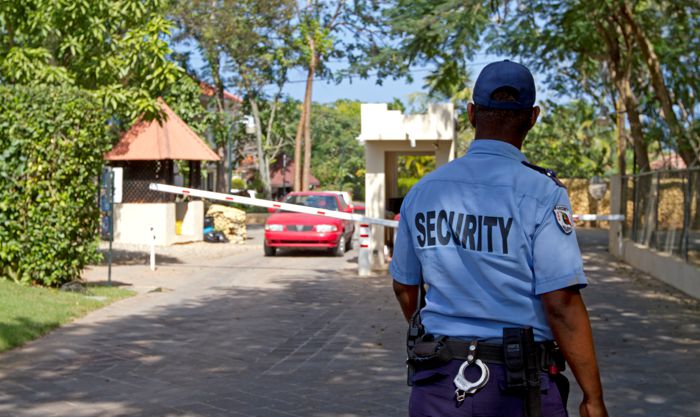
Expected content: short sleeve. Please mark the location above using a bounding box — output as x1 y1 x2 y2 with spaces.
390 201 422 285
532 187 587 295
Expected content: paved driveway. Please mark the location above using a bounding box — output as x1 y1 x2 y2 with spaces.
0 228 698 416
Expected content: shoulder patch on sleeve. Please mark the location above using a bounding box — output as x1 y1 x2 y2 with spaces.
553 205 574 234
521 161 566 188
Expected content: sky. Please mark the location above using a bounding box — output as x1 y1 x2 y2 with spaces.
174 42 550 108
276 55 553 107
278 60 492 104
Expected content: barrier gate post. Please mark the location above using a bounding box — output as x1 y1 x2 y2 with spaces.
358 224 371 276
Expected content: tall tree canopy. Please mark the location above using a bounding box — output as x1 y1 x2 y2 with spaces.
373 0 700 173
310 100 365 197
170 0 296 197
0 0 201 126
290 0 390 191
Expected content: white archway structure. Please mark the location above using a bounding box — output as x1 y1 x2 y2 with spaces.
357 103 455 269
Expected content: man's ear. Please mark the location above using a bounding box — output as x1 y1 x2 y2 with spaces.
530 106 540 129
467 102 477 128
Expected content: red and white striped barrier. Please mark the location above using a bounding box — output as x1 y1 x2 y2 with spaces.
149 184 624 276
573 214 625 222
149 184 399 228
150 184 624 228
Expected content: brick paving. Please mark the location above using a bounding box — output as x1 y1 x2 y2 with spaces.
0 228 698 416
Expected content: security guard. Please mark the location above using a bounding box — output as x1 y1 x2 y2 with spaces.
391 60 609 417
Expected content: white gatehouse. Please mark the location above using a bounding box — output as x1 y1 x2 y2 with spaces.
357 103 456 269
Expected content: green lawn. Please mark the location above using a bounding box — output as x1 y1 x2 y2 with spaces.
0 280 134 352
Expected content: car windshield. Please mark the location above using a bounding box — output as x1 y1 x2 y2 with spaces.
284 195 339 211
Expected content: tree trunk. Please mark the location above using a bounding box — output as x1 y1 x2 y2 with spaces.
620 2 699 167
209 51 228 193
616 98 626 176
292 96 307 192
216 145 227 192
249 97 272 200
598 15 650 173
302 55 316 191
295 43 316 191
621 79 650 173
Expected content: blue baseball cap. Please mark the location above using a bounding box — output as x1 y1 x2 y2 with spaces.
473 60 536 110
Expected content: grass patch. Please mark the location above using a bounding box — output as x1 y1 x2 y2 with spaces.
0 280 134 352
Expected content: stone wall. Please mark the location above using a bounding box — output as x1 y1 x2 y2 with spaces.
560 179 611 228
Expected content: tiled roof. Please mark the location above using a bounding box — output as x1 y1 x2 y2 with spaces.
105 99 221 161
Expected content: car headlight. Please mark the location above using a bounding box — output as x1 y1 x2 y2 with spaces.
265 224 284 232
315 224 338 232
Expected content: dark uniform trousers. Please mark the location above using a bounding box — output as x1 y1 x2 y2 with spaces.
410 360 568 417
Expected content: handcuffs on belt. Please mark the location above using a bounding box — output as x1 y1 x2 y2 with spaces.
453 340 490 402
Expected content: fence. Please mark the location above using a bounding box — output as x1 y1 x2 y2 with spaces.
623 168 700 266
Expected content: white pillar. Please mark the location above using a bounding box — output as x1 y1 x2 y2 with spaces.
365 142 386 269
435 137 455 167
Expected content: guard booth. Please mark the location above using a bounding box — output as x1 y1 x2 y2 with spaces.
104 99 221 245
357 103 455 269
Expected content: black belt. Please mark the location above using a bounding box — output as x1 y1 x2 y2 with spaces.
444 339 557 371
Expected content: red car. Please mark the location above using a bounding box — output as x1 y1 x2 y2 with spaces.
264 192 355 256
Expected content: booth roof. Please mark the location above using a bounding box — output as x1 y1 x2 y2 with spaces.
105 99 221 162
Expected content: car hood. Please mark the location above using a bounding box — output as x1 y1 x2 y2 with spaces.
267 212 342 226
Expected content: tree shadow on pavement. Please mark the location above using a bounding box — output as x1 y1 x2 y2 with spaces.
570 229 700 417
0 267 408 417
96 248 183 266
1 230 699 417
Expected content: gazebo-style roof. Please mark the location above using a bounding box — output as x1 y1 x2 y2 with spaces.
105 99 220 161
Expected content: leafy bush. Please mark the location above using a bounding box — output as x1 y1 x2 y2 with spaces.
231 177 247 190
0 85 111 286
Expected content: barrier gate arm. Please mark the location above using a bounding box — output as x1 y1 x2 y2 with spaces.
149 184 400 228
149 184 624 227
573 214 625 222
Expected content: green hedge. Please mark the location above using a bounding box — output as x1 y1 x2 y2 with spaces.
0 85 111 286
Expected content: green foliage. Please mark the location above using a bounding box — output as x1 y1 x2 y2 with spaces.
310 100 365 198
231 178 247 191
171 0 296 194
0 0 188 125
397 155 436 196
375 0 699 169
524 101 615 178
367 0 490 97
164 74 214 137
0 85 111 286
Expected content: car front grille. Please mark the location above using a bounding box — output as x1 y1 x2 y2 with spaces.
287 225 313 232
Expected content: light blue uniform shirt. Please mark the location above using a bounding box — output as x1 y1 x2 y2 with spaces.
390 139 587 341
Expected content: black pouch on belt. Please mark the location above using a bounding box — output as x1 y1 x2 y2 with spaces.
503 327 541 417
407 334 453 368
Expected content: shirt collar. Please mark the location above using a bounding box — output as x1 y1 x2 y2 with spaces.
467 139 528 162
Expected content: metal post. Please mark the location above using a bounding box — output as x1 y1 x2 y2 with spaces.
107 168 114 286
651 171 660 249
682 169 692 261
150 226 156 271
227 125 233 192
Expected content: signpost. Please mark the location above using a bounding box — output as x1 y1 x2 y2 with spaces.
100 167 115 286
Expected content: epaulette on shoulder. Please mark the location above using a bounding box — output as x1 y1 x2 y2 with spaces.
521 161 566 188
